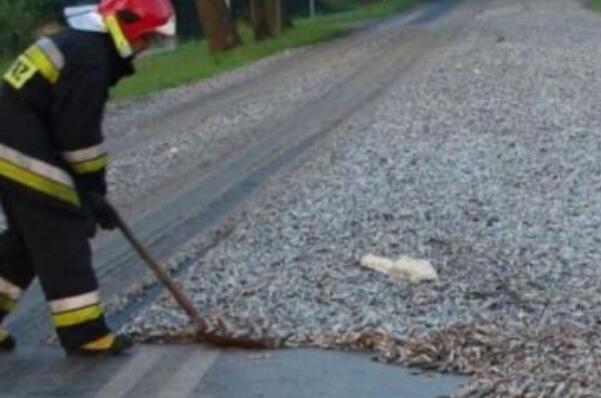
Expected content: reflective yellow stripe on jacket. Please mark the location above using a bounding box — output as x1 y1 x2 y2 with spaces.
25 45 60 83
70 155 107 174
3 37 64 89
62 145 108 175
0 143 80 206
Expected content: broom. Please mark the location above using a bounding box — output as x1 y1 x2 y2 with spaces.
110 202 277 349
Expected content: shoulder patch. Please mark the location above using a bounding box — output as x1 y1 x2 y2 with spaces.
3 37 65 89
3 55 37 89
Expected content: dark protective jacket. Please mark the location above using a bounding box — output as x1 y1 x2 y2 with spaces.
0 29 133 208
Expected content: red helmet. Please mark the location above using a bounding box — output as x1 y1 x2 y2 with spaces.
99 0 176 57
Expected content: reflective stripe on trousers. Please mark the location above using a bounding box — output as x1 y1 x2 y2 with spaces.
50 291 104 328
0 276 21 312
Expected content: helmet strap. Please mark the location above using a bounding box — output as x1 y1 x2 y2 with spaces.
105 15 134 58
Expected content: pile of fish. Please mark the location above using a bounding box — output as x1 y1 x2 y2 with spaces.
122 0 601 396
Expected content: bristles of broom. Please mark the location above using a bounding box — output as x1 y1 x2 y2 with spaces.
112 202 284 350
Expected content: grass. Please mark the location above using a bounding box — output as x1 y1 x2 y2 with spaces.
590 0 601 11
0 0 425 99
111 0 425 100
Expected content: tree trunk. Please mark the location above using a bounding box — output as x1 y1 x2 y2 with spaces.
250 0 291 41
281 2 293 29
264 0 291 35
194 0 241 53
250 0 271 41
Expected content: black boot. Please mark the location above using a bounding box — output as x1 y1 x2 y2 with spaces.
67 334 133 357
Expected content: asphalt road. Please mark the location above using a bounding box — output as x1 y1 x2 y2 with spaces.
0 345 463 398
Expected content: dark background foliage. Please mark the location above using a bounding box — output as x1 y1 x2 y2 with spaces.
0 0 356 56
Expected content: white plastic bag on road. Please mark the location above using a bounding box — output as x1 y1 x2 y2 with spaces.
360 254 438 283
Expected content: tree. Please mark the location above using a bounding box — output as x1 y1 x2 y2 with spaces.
264 0 292 33
194 0 241 53
249 0 292 41
0 0 62 55
249 0 270 40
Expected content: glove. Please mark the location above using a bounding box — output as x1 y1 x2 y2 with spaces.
81 205 98 238
83 193 119 230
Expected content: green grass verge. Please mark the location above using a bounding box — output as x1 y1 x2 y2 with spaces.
111 0 425 100
0 0 425 100
589 0 601 11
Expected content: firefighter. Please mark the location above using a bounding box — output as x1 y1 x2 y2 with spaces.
0 0 175 356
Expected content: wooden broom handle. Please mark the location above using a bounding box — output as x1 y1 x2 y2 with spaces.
110 204 201 322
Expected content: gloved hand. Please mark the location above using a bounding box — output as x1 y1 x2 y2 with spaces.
82 205 98 238
83 193 119 230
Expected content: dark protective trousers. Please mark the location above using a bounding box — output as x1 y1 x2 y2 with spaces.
0 190 110 350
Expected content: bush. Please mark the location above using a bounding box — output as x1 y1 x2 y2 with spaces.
0 0 61 56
